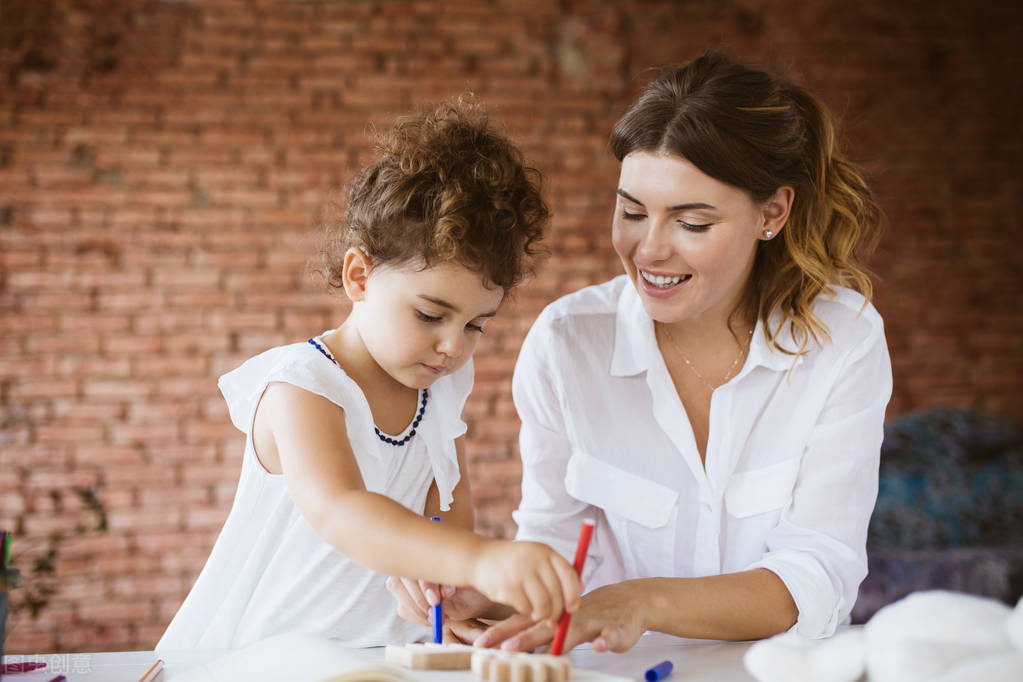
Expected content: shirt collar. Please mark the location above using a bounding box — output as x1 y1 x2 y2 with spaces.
743 314 804 373
610 278 802 377
610 280 658 377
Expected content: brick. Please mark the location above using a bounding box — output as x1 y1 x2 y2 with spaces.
83 379 154 399
34 424 106 445
72 445 143 467
10 379 79 399
108 422 181 445
132 355 208 377
76 598 152 625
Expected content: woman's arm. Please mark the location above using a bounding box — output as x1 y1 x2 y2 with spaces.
480 570 796 652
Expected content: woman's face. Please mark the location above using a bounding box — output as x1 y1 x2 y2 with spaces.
612 150 771 327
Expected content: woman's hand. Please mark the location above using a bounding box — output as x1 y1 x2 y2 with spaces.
385 577 494 626
470 540 582 625
476 581 650 654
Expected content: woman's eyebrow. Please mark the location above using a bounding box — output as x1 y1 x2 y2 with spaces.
617 188 716 212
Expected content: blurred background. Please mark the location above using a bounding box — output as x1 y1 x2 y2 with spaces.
1 0 1020 654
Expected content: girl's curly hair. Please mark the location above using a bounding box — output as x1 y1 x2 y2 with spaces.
323 95 549 293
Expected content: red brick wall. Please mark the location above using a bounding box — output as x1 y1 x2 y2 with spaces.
1 0 1020 654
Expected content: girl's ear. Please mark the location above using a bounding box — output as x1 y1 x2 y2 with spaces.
759 186 794 239
341 247 371 302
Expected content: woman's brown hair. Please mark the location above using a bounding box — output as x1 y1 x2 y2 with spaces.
610 51 882 354
323 95 548 294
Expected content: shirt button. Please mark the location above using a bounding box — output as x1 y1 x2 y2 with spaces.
705 503 712 511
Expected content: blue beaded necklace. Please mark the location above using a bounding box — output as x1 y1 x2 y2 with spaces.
307 337 427 447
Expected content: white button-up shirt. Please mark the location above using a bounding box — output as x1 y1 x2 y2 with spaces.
512 276 892 638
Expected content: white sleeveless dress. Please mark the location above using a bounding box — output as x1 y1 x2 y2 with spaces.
156 332 473 650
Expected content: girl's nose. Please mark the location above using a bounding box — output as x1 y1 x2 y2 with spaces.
436 329 463 358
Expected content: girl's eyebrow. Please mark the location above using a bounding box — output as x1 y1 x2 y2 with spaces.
418 295 498 319
617 188 717 212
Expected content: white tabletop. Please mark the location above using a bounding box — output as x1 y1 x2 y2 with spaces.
4 633 759 682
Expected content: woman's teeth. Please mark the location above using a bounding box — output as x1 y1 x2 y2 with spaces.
641 271 691 288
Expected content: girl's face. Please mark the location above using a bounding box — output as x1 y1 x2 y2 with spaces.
612 151 778 327
354 259 504 390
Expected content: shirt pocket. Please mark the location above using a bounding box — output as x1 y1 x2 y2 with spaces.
725 456 801 518
565 451 678 576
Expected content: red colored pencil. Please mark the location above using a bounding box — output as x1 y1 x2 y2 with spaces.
550 519 595 656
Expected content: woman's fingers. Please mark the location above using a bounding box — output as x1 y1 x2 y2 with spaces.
445 618 488 645
499 619 555 653
473 613 535 649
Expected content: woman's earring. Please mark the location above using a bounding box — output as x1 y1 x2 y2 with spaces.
763 230 774 239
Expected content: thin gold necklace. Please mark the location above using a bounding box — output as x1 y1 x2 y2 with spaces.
660 324 754 391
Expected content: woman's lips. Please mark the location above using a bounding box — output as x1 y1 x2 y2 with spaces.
638 269 692 298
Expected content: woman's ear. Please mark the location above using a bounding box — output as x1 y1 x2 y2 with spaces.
341 247 371 302
759 186 794 239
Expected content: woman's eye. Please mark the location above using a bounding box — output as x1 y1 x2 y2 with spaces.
416 311 442 323
680 221 712 233
621 210 645 221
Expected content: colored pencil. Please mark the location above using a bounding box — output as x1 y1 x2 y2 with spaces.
645 659 674 680
430 516 443 643
1 661 46 674
138 658 163 682
550 518 595 656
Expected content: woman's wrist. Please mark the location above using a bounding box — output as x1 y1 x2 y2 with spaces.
618 578 663 634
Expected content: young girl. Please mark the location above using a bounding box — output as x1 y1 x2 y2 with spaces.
156 98 581 651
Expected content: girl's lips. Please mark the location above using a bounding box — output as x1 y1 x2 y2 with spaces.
421 363 445 374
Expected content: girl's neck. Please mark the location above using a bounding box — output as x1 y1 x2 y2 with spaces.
324 318 412 400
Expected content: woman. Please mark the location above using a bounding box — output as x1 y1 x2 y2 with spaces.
388 50 892 653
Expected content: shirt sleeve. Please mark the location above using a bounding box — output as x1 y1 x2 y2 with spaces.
747 311 893 638
510 311 604 583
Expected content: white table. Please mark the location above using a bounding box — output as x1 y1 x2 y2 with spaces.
5 633 759 682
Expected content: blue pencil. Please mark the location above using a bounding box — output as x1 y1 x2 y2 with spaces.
430 516 443 643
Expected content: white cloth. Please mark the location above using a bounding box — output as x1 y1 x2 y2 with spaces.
157 333 474 651
512 276 892 638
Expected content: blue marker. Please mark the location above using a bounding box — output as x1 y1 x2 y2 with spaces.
645 660 673 681
430 516 443 643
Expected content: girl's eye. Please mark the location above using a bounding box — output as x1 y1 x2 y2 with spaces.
416 311 442 323
680 221 712 233
466 322 485 333
621 210 645 221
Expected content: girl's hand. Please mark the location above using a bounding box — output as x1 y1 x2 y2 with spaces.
477 581 649 654
470 540 582 625
385 577 493 626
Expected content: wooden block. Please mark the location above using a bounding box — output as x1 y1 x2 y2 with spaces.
471 649 572 682
384 642 476 670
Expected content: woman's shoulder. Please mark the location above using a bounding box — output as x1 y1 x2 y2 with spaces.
809 286 886 354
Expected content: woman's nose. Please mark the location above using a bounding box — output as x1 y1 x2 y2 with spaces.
636 221 673 262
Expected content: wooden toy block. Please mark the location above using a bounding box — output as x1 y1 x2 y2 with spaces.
384 642 476 670
471 649 572 682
